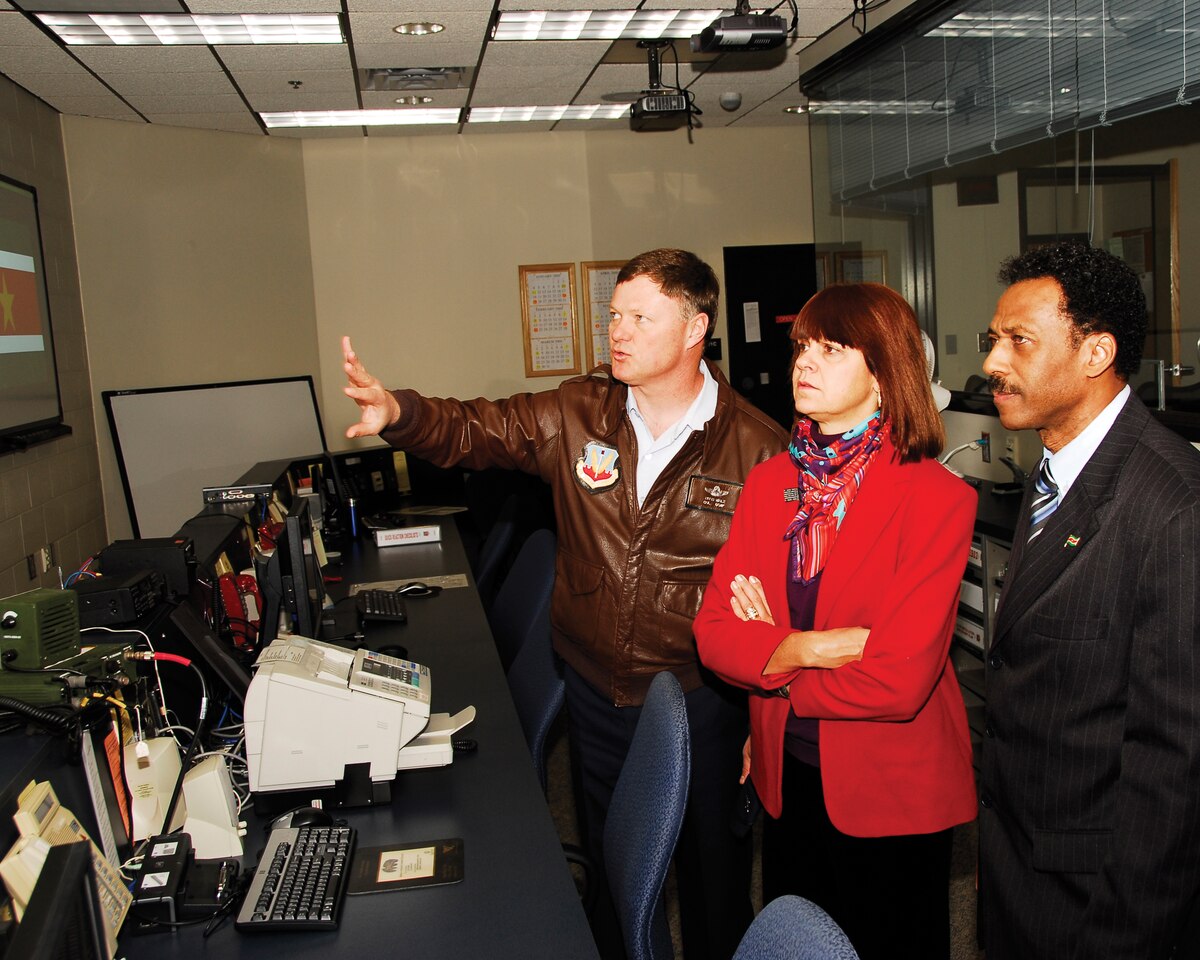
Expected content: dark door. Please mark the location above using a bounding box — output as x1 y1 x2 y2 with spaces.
723 244 817 429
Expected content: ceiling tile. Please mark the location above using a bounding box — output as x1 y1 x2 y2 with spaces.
70 45 223 72
0 9 60 43
352 41 484 69
0 44 93 75
245 88 360 112
103 70 238 95
347 11 492 44
361 88 469 108
29 93 142 117
474 61 595 91
230 69 356 96
577 62 658 101
215 44 351 71
123 92 248 113
144 111 261 134
2 71 111 97
481 39 611 68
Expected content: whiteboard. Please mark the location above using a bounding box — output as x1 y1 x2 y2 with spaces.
103 376 327 538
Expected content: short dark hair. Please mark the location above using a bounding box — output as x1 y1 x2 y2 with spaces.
617 249 719 339
791 283 944 463
997 241 1146 378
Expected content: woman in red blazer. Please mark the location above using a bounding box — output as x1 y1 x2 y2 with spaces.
694 284 977 960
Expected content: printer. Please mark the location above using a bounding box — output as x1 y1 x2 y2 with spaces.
244 636 474 800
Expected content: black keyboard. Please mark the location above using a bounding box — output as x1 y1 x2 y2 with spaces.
356 589 408 623
235 825 355 932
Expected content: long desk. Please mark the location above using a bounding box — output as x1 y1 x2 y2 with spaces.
120 515 599 960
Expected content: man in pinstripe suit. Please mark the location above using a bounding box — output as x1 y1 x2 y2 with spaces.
977 241 1200 959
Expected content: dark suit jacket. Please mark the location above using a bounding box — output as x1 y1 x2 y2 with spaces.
979 394 1200 959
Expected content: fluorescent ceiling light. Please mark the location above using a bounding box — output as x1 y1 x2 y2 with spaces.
807 99 955 115
261 109 461 127
37 13 343 45
469 104 631 122
928 12 1111 39
493 9 725 41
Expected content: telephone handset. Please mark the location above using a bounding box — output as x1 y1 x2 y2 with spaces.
218 571 262 651
0 780 131 958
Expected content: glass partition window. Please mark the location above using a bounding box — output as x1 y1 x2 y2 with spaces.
804 0 1200 426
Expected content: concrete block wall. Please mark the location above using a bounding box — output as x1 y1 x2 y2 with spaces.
0 74 106 600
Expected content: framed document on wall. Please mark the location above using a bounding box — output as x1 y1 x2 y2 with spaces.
580 260 624 368
835 250 888 285
519 263 580 377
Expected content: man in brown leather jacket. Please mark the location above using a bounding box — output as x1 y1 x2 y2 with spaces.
342 249 787 960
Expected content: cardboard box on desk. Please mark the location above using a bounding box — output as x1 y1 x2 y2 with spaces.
373 524 441 548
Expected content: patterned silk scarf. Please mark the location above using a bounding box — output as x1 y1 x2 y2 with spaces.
783 412 884 584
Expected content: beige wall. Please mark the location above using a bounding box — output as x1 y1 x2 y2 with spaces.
303 126 813 448
56 118 810 538
0 77 105 598
61 117 320 540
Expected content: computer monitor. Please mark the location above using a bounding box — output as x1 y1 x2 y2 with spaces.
5 841 106 960
258 496 326 641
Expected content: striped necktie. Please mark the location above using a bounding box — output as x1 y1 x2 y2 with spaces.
1027 457 1059 543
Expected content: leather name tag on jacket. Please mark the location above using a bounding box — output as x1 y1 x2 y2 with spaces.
685 476 743 515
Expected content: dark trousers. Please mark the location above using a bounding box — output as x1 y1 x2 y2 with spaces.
763 754 953 960
565 664 754 960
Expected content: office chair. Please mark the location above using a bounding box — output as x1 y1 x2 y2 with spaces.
488 528 556 672
505 579 564 793
732 896 860 960
604 670 691 960
472 493 519 608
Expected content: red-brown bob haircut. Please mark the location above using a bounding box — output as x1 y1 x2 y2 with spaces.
790 283 944 463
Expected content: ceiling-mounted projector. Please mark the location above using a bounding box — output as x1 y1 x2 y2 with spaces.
690 14 787 53
631 92 692 131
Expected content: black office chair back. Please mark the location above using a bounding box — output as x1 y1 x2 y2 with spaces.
472 493 519 608
488 528 556 672
732 895 860 960
505 572 564 792
603 671 691 960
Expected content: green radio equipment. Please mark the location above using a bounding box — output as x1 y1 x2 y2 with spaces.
0 589 81 668
0 589 133 706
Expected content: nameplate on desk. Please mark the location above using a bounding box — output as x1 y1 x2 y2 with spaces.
373 525 442 547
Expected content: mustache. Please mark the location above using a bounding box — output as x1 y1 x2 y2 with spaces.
987 375 1019 396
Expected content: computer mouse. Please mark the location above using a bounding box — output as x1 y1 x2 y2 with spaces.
280 806 334 829
396 582 441 598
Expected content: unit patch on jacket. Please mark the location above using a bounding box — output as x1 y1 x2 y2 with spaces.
575 441 621 493
685 476 743 515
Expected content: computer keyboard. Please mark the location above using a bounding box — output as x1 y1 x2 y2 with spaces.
235 825 355 932
356 588 408 623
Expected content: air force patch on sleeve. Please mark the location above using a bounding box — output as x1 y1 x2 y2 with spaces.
685 475 743 515
575 441 621 493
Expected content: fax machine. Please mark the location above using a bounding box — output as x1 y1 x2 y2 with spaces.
244 635 475 798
